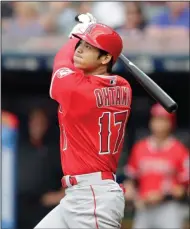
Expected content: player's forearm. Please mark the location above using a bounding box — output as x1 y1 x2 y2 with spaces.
53 37 79 71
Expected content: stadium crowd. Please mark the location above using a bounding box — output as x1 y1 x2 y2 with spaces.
2 2 189 38
2 1 189 55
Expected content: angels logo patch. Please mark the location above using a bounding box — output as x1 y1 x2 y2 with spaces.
110 79 116 85
57 68 74 78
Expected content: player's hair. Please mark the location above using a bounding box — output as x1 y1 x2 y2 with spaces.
98 49 113 74
75 41 81 50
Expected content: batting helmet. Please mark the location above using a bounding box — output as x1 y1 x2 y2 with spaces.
72 23 123 63
150 103 176 126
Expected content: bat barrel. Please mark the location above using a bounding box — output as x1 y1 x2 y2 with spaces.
119 54 178 113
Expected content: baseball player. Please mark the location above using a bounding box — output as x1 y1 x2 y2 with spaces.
124 103 189 229
35 13 132 229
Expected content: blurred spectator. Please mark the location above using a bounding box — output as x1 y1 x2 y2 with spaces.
17 107 63 229
146 2 189 40
91 2 126 28
77 1 93 15
124 104 189 229
150 2 189 29
142 2 166 21
2 2 46 37
116 2 147 35
40 2 77 35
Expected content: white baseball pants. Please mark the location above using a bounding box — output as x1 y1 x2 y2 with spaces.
34 172 125 229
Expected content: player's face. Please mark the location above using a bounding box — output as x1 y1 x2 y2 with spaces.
149 116 172 137
73 40 107 71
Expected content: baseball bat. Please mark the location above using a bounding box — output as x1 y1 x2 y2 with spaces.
119 54 178 113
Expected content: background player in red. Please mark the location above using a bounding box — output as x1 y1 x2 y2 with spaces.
35 13 132 228
124 103 189 229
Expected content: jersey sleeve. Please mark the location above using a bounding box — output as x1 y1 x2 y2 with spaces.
53 37 79 71
49 38 84 106
124 143 139 178
176 144 190 186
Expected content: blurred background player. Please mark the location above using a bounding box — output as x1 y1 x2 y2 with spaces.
17 107 63 229
124 103 189 229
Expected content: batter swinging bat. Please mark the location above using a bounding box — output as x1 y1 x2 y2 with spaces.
119 54 178 113
74 15 178 113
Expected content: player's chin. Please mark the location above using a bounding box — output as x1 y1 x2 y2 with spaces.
73 59 86 69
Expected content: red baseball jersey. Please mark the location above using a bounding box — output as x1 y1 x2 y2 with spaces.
125 137 189 199
50 38 132 176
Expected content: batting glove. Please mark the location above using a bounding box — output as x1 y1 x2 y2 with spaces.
75 13 97 24
69 13 97 38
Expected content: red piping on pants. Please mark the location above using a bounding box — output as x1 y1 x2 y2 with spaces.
90 185 99 229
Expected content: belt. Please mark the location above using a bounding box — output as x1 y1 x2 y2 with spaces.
61 171 116 189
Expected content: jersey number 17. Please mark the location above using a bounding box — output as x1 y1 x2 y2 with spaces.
99 110 129 155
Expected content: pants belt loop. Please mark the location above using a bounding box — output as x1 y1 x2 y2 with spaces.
64 175 72 188
113 173 116 181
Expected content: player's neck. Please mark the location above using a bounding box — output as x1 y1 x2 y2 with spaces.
151 135 171 148
30 137 43 148
84 66 109 76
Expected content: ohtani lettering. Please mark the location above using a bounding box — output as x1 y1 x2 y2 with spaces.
94 86 130 108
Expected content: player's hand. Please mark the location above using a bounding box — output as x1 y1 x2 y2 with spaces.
123 180 137 201
75 13 97 24
143 191 163 206
171 184 185 199
135 198 146 209
69 13 97 38
41 190 65 207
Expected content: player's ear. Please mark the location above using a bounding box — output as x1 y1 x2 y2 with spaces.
101 54 112 65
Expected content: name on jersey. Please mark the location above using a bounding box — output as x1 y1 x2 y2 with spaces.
94 86 130 108
139 159 174 174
